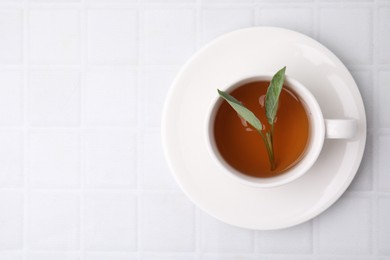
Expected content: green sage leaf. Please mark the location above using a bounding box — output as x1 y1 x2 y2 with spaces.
265 66 286 125
217 89 263 131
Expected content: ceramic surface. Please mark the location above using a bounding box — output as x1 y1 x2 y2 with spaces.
162 27 366 230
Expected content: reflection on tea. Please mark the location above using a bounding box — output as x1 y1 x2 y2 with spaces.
214 81 310 178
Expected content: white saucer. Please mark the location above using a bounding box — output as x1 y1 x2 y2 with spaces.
162 27 366 230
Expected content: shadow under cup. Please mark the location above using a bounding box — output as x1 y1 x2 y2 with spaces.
206 75 325 188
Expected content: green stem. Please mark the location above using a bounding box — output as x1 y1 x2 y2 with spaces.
269 123 275 170
258 130 276 171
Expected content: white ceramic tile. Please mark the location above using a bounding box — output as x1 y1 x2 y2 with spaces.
85 132 136 189
317 195 371 254
142 9 195 65
379 7 390 64
317 257 374 260
0 70 23 125
319 0 372 1
140 0 194 2
378 197 390 254
30 0 80 2
141 254 197 260
87 0 136 2
256 221 312 254
347 134 373 191
201 256 255 260
201 212 254 253
379 71 390 127
0 253 23 260
141 193 195 251
0 131 23 188
29 71 80 126
140 69 177 127
29 9 80 64
255 0 312 2
378 135 390 192
254 257 314 260
85 70 136 126
0 9 22 64
85 253 138 260
27 192 80 250
319 8 372 65
0 0 22 2
203 0 252 3
139 132 178 190
84 192 137 251
26 253 80 260
0 191 23 250
87 9 137 65
257 8 313 37
30 133 80 189
201 8 253 45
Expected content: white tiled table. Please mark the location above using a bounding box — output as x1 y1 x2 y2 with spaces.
0 0 388 259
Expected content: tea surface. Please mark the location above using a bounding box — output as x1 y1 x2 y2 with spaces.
214 81 310 177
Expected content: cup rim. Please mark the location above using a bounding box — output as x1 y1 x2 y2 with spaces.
205 74 325 188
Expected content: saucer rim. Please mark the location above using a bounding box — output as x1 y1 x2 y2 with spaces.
161 26 367 230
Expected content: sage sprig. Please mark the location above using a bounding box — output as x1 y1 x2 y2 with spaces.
217 89 263 131
265 66 286 126
217 66 286 171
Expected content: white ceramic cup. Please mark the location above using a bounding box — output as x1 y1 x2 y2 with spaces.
206 75 357 188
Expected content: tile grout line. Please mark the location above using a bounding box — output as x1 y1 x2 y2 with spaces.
254 2 259 27
312 218 319 255
371 2 379 256
252 2 257 27
21 0 29 258
136 1 143 257
3 63 390 71
255 1 260 26
370 189 376 257
369 3 379 256
372 3 386 127
79 0 86 259
195 1 202 259
253 230 258 257
312 0 320 256
195 208 201 259
4 188 194 193
312 0 319 40
136 82 142 257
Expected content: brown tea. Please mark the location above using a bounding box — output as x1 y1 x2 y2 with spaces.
213 81 310 178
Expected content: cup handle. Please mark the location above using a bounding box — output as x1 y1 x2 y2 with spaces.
325 119 357 139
